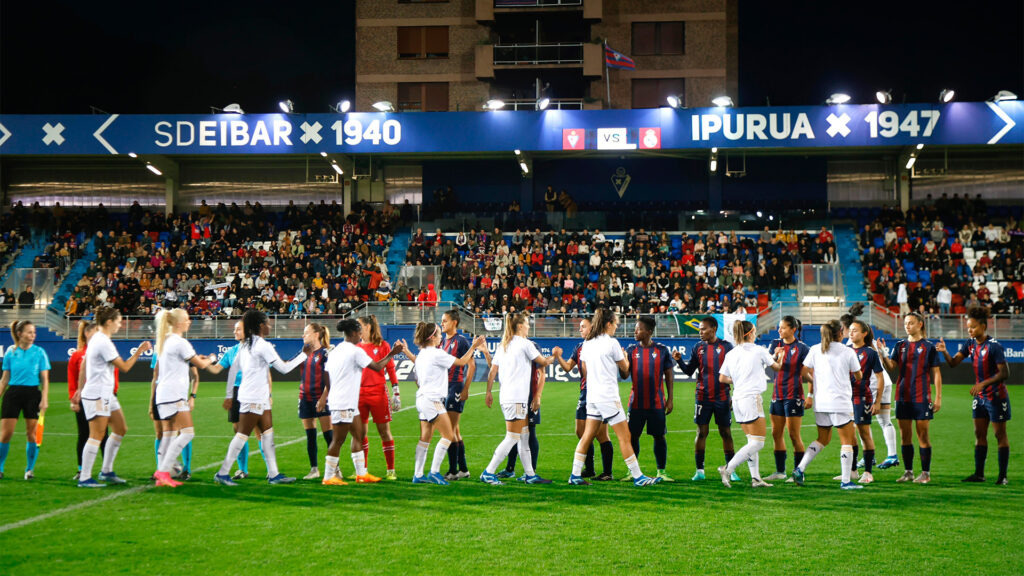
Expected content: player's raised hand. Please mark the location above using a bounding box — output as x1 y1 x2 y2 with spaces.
935 338 946 353
138 340 153 353
472 335 486 348
551 346 563 358
671 350 682 362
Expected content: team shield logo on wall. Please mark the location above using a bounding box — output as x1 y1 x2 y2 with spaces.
639 127 661 149
562 128 584 150
611 167 631 198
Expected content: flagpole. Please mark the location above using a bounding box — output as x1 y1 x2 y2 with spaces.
604 42 611 108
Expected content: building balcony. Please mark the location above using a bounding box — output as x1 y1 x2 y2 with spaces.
476 0 602 22
475 42 602 78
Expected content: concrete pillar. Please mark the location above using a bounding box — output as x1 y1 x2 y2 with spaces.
164 177 178 216
897 170 911 213
708 168 722 214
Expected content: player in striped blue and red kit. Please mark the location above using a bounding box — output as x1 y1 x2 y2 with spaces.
297 323 333 480
880 312 942 484
441 310 475 481
674 316 737 482
848 320 885 484
766 316 809 481
937 307 1010 484
625 316 675 482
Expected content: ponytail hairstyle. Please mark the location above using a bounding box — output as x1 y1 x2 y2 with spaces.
242 309 267 348
336 319 361 341
307 322 331 349
586 308 617 341
905 311 926 337
966 306 990 328
781 315 802 340
839 302 865 330
10 319 33 346
76 320 96 349
359 315 383 345
820 319 843 353
732 320 755 344
94 306 120 329
414 321 440 348
154 308 188 356
851 320 874 347
502 312 529 351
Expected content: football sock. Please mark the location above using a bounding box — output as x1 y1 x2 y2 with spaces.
219 433 249 476
747 436 765 480
237 441 250 474
305 428 318 467
261 428 280 478
878 410 898 457
724 450 735 468
414 441 430 478
182 440 193 473
486 432 520 475
920 446 932 473
797 441 824 471
774 450 786 474
362 437 370 468
324 455 339 479
840 445 854 483
863 449 875 474
571 451 586 477
793 451 804 471
160 428 194 473
506 445 519 472
726 435 763 476
322 429 333 450
157 432 173 469
447 439 459 474
624 454 643 479
457 440 468 473
853 445 860 471
998 446 1009 479
600 441 614 475
25 441 39 472
101 433 123 475
901 444 914 472
352 450 368 477
153 438 160 468
80 438 101 481
431 438 451 475
630 434 641 460
528 425 539 471
695 449 705 471
584 443 595 474
518 429 535 476
383 439 396 471
975 445 988 477
653 435 668 470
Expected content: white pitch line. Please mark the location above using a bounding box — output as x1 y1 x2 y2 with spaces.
0 436 305 534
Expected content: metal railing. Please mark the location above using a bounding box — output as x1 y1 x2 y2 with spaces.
496 0 582 7
494 43 583 65
503 98 584 110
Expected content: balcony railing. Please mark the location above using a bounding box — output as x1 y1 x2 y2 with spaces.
494 43 583 65
495 0 582 6
502 98 584 110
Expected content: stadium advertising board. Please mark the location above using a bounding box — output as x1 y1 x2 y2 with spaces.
0 102 1020 155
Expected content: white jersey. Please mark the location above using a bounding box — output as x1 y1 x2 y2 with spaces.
580 334 625 404
804 342 861 412
719 342 774 398
414 346 455 401
325 341 372 411
82 331 119 400
155 333 196 404
237 336 281 404
492 336 541 404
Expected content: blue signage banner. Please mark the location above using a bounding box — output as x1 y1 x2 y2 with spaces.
0 102 1020 156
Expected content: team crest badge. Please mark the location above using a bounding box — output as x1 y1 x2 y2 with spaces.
980 348 988 357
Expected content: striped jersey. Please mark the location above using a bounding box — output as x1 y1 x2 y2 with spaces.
626 342 674 410
851 346 883 405
683 339 734 402
572 342 587 400
768 339 809 401
957 337 1008 400
299 347 329 401
441 332 472 384
890 339 941 403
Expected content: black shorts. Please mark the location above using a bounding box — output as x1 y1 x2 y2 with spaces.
694 400 731 427
528 407 541 426
445 381 466 413
1 386 41 420
152 394 168 422
895 400 933 421
298 398 329 420
973 396 1011 423
228 387 241 423
628 408 667 436
854 403 873 426
575 399 588 421
769 398 805 418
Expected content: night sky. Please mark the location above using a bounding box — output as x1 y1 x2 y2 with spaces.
1 0 1021 113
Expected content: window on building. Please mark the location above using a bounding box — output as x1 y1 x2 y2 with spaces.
631 78 685 109
398 82 449 112
631 22 685 56
397 26 449 59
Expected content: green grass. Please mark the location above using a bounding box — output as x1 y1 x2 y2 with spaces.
0 381 1022 575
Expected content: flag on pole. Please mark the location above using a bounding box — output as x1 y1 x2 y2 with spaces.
604 43 635 70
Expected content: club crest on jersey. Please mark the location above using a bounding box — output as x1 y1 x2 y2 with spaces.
980 348 988 357
790 348 797 356
917 346 923 353
652 351 658 358
374 348 379 355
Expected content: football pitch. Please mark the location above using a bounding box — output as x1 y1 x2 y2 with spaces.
0 382 1021 575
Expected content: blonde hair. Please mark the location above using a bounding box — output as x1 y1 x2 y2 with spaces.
155 308 189 356
732 320 755 344
76 320 96 349
502 312 528 351
820 320 842 353
307 322 331 349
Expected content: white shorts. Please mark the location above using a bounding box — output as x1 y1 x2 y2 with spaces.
733 395 764 424
239 402 270 416
83 395 121 421
815 411 854 428
586 401 627 426
871 373 894 405
330 408 359 425
416 396 445 422
157 399 190 420
501 402 528 422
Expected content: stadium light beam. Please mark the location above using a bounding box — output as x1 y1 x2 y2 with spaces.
223 103 244 114
485 99 506 111
875 90 892 104
992 90 1018 102
372 101 394 112
146 164 163 176
756 211 763 218
278 99 295 113
939 89 955 103
519 161 529 174
536 98 550 111
826 93 851 105
666 95 682 109
711 95 733 107
710 158 718 173
128 152 137 158
331 162 344 175
905 156 917 170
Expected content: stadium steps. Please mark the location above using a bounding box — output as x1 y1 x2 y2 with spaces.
386 229 411 282
771 288 798 302
441 289 464 304
835 225 870 304
47 237 98 315
0 230 47 290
